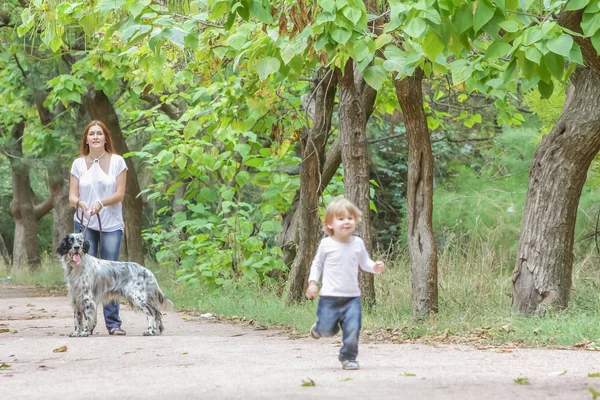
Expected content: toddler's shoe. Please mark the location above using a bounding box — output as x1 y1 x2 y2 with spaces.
310 323 321 339
341 360 360 370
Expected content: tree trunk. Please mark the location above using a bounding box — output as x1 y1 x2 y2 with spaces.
394 70 438 319
279 136 343 273
512 68 600 315
9 122 54 272
0 233 9 266
337 60 378 307
83 89 144 264
286 70 338 304
49 163 73 252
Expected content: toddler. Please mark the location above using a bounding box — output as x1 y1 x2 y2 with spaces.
306 198 385 370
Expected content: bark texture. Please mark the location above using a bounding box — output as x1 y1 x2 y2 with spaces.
9 122 54 272
512 68 600 315
394 70 438 319
286 71 338 304
337 60 378 307
83 89 144 264
279 136 342 273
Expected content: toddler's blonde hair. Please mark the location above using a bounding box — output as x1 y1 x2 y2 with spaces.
323 198 362 236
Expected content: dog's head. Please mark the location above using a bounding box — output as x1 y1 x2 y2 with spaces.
57 233 90 265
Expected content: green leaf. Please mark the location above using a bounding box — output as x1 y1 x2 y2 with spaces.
343 6 362 24
522 26 544 46
543 52 564 80
581 12 600 36
319 0 336 13
249 1 272 23
352 38 371 61
485 41 512 59
257 57 281 80
499 20 519 33
423 30 445 60
331 27 352 45
473 0 495 32
244 157 265 167
235 171 251 187
79 15 97 36
404 17 427 38
98 0 126 14
129 0 151 17
589 373 600 378
363 65 387 90
168 27 188 50
565 0 590 10
525 46 542 64
546 34 573 57
261 220 282 233
454 4 473 34
374 33 392 49
513 377 531 385
537 79 554 99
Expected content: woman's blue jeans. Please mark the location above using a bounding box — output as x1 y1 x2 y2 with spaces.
74 221 123 331
315 296 362 362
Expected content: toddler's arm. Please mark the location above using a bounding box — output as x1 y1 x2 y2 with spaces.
306 280 319 299
306 240 326 299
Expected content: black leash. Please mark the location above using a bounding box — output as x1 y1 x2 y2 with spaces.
76 199 103 255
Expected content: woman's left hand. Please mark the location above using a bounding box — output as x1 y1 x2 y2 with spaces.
90 200 103 216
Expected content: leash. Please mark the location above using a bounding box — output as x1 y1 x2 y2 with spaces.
76 199 103 254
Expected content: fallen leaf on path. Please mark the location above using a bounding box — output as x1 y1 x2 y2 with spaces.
53 346 68 353
514 377 530 385
301 378 316 387
0 363 10 370
495 348 512 353
589 373 600 378
0 329 10 334
401 372 416 377
340 378 352 382
26 304 35 307
548 370 567 376
587 387 600 399
182 352 188 355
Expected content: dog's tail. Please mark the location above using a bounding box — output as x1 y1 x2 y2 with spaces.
157 289 174 311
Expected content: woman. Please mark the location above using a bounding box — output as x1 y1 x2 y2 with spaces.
68 120 128 336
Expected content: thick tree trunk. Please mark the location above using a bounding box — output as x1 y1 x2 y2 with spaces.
9 122 54 272
49 163 73 252
279 136 342 272
83 89 144 264
394 70 438 319
286 70 338 304
512 68 600 315
337 60 378 307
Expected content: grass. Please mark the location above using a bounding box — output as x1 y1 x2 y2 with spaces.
3 240 600 348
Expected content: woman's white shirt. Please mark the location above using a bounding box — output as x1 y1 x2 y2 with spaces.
70 154 128 232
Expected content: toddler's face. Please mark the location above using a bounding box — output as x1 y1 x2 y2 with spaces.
327 209 356 240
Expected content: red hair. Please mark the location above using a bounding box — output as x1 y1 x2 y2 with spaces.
80 120 115 156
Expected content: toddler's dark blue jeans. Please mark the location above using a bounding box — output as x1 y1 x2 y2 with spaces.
315 296 362 361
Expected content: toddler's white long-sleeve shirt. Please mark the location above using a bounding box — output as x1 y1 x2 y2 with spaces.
308 236 378 297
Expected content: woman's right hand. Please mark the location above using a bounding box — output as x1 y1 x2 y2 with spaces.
77 200 90 218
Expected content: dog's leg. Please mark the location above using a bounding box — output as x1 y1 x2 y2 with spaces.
80 292 96 337
71 310 83 337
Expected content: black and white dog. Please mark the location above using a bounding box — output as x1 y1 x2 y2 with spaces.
57 233 173 337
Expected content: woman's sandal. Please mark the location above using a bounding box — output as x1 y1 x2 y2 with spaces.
108 327 126 336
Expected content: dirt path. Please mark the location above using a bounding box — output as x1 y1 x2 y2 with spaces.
1 285 600 399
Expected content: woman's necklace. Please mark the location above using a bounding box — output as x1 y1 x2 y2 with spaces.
89 151 106 164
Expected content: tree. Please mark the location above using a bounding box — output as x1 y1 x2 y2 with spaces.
287 71 338 303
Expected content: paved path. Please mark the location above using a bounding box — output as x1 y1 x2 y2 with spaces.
1 285 600 399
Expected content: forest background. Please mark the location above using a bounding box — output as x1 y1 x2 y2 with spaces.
2 0 600 348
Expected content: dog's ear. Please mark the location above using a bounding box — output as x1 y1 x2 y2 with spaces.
57 236 70 256
83 239 90 254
